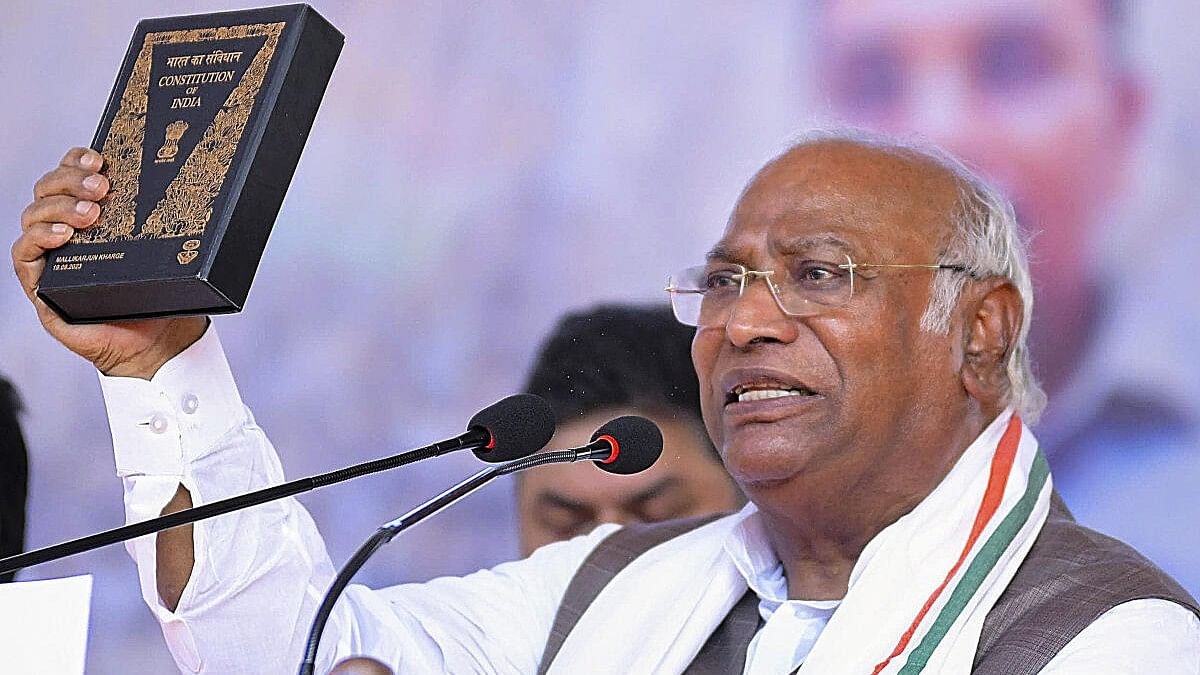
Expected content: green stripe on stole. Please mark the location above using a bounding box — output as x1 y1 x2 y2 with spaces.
897 451 1051 674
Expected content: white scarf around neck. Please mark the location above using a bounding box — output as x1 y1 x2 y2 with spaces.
547 410 1052 674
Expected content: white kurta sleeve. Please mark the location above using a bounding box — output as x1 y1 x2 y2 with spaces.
99 324 339 673
324 528 618 673
98 324 614 673
1039 598 1200 673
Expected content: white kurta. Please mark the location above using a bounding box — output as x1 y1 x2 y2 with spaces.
100 326 1200 673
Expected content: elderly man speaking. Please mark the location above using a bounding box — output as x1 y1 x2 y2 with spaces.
12 133 1199 673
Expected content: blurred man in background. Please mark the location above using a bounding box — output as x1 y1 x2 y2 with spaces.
0 377 29 583
811 0 1199 591
517 304 742 554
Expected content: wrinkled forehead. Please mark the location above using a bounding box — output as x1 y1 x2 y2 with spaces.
714 141 959 264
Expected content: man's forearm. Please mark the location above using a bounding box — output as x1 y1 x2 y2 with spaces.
103 325 345 671
156 484 194 611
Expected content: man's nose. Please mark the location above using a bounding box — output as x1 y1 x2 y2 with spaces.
724 276 798 348
596 507 635 526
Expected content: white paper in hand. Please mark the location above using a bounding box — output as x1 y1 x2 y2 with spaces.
0 574 93 674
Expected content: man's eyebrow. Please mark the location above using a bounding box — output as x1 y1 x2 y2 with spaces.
537 491 590 513
623 476 682 507
706 235 856 263
775 234 855 254
704 244 739 263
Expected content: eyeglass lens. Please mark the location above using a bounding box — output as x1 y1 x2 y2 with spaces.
668 256 855 326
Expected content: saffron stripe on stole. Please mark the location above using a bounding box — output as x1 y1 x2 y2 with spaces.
896 451 1050 674
870 415 1025 675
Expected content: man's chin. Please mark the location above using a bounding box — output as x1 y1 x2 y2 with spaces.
720 434 822 488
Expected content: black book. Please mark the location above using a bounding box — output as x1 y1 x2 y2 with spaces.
37 3 343 323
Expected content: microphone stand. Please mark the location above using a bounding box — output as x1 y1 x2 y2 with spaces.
0 429 489 576
297 446 607 675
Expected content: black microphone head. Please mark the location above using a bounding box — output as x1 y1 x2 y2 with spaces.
590 415 663 475
470 394 556 462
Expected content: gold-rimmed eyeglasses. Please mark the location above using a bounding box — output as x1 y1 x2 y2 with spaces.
664 254 969 327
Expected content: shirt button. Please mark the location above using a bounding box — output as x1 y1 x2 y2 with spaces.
181 393 200 414
149 414 169 434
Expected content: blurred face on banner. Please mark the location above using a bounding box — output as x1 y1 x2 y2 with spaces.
816 0 1142 391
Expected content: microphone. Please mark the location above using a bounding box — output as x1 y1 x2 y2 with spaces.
297 415 664 674
585 415 664 475
0 394 554 575
470 393 555 462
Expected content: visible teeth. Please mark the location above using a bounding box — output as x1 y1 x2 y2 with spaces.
738 389 803 402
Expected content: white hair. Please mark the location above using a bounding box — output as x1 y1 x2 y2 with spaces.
777 129 1047 423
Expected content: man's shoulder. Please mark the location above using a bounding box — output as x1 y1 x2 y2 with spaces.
536 512 736 673
974 496 1200 672
1020 501 1197 605
579 512 733 575
607 512 731 544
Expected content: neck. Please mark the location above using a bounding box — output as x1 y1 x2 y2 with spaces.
749 407 994 601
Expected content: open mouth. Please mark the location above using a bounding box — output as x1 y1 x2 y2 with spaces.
726 383 819 405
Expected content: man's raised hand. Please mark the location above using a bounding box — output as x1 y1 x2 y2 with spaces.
13 147 207 380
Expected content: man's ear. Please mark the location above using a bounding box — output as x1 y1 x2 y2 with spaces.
961 279 1022 407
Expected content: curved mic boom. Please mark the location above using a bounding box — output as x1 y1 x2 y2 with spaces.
0 393 554 576
297 415 663 674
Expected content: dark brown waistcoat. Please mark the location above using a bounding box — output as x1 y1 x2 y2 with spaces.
537 494 1198 674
